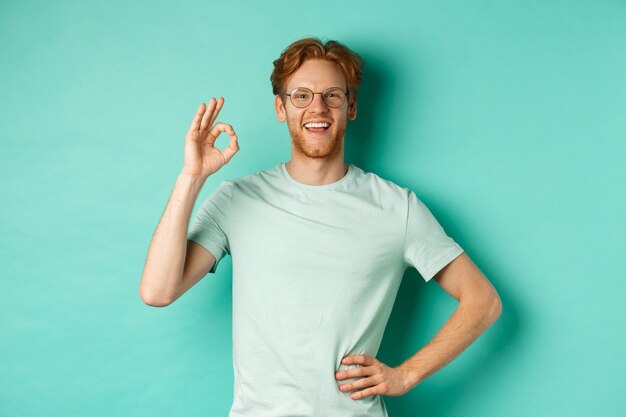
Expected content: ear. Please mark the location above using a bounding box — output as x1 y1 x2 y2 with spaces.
347 97 357 121
275 95 287 122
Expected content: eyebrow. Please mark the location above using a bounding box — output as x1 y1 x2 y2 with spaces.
287 85 347 91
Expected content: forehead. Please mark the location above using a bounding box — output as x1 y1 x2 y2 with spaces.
286 59 347 91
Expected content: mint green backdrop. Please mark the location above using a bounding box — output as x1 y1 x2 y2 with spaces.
1 1 624 416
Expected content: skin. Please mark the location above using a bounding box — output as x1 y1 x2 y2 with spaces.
177 60 502 401
182 97 239 178
138 97 240 307
274 58 357 186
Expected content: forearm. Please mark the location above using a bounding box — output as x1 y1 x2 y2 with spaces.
139 173 207 305
398 298 501 390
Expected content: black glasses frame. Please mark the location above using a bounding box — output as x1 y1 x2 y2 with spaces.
282 86 350 108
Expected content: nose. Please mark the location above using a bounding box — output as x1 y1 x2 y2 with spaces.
308 93 329 112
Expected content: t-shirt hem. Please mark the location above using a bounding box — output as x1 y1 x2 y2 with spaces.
187 236 226 274
421 245 464 282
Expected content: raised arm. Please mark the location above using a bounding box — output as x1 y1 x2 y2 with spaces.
139 98 239 307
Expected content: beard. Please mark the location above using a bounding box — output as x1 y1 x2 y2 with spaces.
287 121 346 160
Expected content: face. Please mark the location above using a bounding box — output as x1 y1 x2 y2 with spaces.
274 59 357 161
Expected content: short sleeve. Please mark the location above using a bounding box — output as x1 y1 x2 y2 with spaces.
402 190 464 282
188 180 233 274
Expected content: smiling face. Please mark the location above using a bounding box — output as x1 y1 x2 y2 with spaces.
274 59 357 161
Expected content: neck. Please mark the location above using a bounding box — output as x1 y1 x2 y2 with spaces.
285 156 348 186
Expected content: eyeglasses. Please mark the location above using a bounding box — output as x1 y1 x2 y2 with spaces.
282 86 349 108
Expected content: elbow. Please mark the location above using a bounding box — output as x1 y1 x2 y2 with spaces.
138 283 174 307
488 292 503 323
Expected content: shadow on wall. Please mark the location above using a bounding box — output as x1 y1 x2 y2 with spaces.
344 47 432 170
344 50 388 168
342 45 518 416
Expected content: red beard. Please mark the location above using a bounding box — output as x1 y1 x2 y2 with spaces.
287 123 346 160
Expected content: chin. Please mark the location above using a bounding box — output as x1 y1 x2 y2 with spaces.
295 137 343 160
287 123 346 160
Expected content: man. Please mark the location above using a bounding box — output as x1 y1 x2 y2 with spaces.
139 37 502 417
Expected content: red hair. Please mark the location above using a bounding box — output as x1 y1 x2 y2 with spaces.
270 37 365 104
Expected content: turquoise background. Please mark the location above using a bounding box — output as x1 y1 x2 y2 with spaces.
1 1 624 416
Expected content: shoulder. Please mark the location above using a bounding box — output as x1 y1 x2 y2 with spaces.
220 164 282 193
351 165 411 200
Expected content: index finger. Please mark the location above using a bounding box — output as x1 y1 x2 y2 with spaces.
188 102 206 131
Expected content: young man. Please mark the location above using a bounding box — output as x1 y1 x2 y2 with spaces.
140 37 502 417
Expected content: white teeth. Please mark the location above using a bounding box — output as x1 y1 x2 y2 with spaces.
304 122 330 128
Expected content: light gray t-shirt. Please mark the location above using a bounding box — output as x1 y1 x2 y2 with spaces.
188 162 464 417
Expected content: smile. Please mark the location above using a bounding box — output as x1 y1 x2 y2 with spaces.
304 121 331 134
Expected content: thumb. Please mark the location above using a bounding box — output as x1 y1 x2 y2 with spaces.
219 131 240 164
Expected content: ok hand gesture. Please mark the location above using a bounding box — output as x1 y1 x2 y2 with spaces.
182 97 240 178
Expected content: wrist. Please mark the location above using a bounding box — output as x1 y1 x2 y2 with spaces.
177 171 208 191
397 363 424 391
178 171 208 182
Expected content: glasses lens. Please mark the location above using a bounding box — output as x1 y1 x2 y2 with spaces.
323 88 346 108
290 88 313 108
